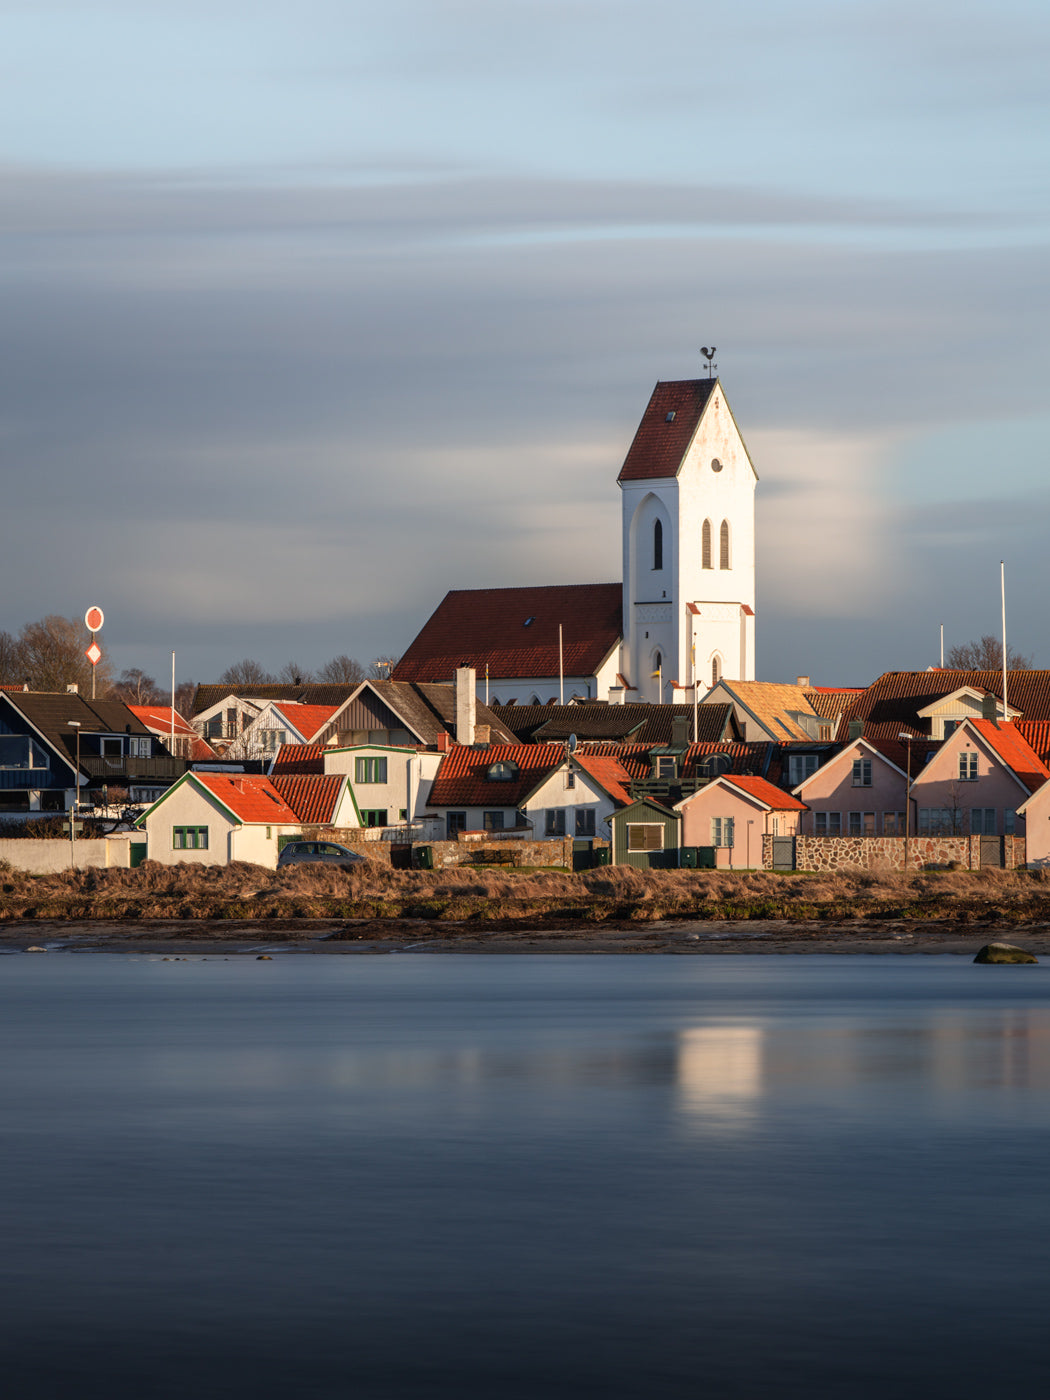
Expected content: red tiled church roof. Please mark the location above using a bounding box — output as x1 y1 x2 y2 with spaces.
617 379 719 482
393 583 623 684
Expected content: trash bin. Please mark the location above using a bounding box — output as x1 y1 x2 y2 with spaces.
594 847 611 866
679 846 698 869
697 846 716 869
417 845 434 870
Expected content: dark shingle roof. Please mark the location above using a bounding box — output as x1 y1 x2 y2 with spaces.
841 670 1050 740
617 379 718 482
492 702 736 745
1 690 151 773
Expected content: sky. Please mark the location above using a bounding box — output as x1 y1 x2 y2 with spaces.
2 0 1048 691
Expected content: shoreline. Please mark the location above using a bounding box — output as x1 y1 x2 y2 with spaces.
4 917 1050 956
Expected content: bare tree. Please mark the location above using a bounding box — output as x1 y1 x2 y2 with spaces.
0 629 20 684
317 654 366 684
108 668 165 705
276 661 314 685
945 635 1033 670
15 614 114 693
369 654 399 680
218 658 275 687
174 680 197 715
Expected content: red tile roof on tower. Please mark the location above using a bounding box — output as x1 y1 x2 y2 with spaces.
393 583 623 684
270 773 347 824
191 773 300 824
968 719 1050 794
617 379 719 482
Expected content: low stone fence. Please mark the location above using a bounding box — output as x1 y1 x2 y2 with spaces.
0 837 135 873
764 833 1027 873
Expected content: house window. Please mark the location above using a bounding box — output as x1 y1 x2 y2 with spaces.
627 823 663 851
711 816 734 847
919 808 954 836
719 519 731 570
814 812 842 836
701 519 713 569
172 826 208 850
545 809 567 837
259 730 283 753
653 519 663 570
101 738 122 756
852 758 872 787
361 809 388 828
575 808 596 837
970 808 996 835
787 754 819 787
446 812 466 839
0 736 49 770
1006 809 1016 835
483 811 505 831
129 737 151 758
565 771 576 789
882 812 906 836
355 756 388 783
959 752 978 781
487 760 518 780
848 812 876 836
655 756 677 779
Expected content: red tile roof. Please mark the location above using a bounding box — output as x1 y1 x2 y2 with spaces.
392 583 623 685
717 775 807 811
129 705 218 759
191 773 300 824
272 704 342 742
617 379 719 482
426 743 567 808
270 743 325 775
968 719 1050 794
572 753 633 807
270 774 346 824
1015 721 1050 767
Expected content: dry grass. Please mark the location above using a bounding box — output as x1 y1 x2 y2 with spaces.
3 858 1050 924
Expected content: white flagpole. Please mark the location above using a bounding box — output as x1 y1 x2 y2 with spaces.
171 651 176 749
1001 561 1008 721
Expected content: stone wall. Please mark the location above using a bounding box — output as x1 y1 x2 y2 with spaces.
763 833 1027 872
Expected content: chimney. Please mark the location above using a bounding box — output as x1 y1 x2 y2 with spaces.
474 724 491 747
455 667 476 747
981 693 998 723
437 731 451 753
797 675 811 688
848 719 863 741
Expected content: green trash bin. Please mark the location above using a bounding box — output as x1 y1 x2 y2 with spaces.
417 845 434 870
679 846 698 869
594 847 611 866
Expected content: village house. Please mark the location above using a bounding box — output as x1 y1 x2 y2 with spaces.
676 775 806 867
791 736 910 838
907 718 1049 839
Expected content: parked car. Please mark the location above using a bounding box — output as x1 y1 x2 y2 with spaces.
277 841 367 870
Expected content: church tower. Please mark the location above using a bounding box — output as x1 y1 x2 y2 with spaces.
618 378 757 703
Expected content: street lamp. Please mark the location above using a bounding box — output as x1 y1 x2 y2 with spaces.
898 732 915 871
67 721 81 869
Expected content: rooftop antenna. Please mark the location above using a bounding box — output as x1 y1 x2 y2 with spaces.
700 347 717 379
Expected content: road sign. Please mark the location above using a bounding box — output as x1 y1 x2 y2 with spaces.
85 642 102 666
84 606 104 632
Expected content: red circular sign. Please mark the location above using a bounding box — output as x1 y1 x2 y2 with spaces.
84 606 104 632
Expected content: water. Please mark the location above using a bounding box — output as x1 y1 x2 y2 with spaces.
1 953 1049 1398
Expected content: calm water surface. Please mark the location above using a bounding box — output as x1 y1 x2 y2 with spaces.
1 953 1049 1398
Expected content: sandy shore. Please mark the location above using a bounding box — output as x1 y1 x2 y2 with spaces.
4 917 1050 956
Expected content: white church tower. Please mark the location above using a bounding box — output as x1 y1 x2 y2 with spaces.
618 377 757 704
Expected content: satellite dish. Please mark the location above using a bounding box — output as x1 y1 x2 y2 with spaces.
567 734 578 754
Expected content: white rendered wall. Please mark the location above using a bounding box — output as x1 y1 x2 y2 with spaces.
621 384 756 701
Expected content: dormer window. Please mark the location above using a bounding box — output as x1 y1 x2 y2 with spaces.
487 760 519 781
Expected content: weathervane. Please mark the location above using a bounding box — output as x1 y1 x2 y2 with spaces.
701 346 717 378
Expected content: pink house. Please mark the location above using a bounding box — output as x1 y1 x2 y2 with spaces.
792 737 910 837
677 775 805 868
909 718 1049 838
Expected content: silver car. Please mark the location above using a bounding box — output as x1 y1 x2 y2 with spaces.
277 840 367 870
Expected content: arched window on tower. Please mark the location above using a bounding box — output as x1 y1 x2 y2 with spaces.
711 655 722 686
653 519 663 571
702 519 712 569
719 519 731 570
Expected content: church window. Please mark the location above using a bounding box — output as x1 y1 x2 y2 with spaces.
711 458 723 473
653 519 663 570
711 656 722 686
720 520 731 569
702 519 712 569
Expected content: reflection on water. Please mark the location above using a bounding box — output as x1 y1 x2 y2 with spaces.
2 954 1050 1399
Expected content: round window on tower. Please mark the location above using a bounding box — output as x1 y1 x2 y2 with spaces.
711 458 723 473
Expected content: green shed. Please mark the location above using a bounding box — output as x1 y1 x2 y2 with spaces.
609 798 682 868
